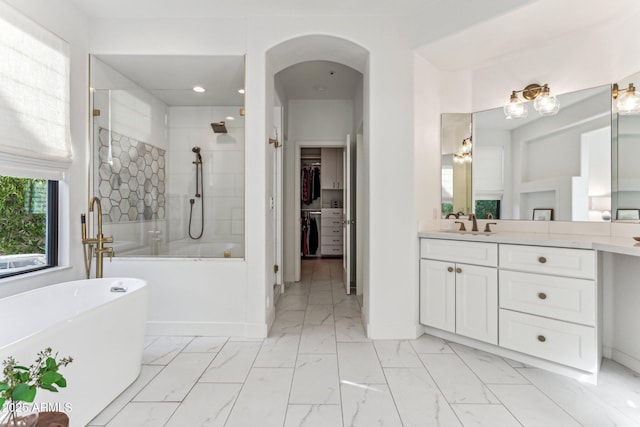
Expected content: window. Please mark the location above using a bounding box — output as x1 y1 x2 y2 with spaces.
475 200 501 220
0 176 58 277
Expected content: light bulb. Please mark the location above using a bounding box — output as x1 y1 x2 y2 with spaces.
617 83 640 115
534 85 559 116
504 91 527 119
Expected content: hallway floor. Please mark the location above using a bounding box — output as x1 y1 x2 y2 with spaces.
89 258 640 426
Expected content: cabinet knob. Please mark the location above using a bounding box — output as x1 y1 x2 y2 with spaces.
537 335 546 343
447 266 454 273
455 267 462 274
538 292 547 300
538 256 547 264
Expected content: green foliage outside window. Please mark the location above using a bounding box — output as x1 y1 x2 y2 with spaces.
442 203 453 217
475 200 500 220
0 176 47 255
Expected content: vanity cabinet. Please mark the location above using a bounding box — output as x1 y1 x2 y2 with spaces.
420 239 498 344
498 244 598 372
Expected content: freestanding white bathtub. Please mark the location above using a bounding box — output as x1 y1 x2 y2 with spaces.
0 277 148 427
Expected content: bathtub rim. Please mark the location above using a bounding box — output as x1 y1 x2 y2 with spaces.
0 277 148 351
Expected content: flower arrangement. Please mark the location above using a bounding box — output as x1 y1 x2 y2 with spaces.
0 348 72 426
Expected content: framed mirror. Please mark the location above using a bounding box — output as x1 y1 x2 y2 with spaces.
443 84 612 221
612 70 640 222
441 114 472 218
89 55 246 257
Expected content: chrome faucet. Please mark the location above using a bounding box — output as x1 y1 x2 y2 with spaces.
81 196 114 278
468 213 479 232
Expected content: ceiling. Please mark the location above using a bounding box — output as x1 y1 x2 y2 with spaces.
93 55 245 106
276 61 362 100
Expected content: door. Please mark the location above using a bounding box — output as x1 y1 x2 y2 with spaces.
455 264 498 344
343 135 351 293
420 259 456 332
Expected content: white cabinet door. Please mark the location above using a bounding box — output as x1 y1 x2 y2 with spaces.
336 147 344 189
455 264 498 344
321 148 337 189
420 259 455 333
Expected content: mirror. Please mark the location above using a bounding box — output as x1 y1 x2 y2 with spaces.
442 84 612 221
89 55 246 257
441 114 472 217
612 71 640 221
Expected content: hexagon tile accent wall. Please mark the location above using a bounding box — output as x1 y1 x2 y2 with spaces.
96 127 166 223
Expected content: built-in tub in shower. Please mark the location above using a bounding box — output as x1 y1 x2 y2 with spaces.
0 278 148 427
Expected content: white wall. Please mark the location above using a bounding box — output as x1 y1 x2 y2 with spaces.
0 0 89 298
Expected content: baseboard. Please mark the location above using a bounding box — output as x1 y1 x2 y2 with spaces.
146 321 267 338
611 349 640 374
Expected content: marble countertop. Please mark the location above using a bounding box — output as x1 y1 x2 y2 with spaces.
418 230 640 257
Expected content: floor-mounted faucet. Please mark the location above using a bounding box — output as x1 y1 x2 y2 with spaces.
81 196 114 278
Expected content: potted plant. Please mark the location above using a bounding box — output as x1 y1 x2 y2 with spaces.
0 348 72 427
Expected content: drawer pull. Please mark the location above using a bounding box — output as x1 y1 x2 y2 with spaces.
447 266 454 273
538 256 547 264
538 292 547 300
537 335 546 343
455 267 462 274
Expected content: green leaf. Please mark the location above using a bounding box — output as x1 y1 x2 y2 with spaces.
54 377 67 388
40 371 62 386
0 382 9 392
39 384 57 392
12 384 36 402
0 397 5 408
45 357 57 370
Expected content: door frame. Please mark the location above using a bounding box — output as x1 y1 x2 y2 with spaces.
293 139 346 282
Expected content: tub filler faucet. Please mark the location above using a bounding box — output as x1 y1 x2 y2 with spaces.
81 196 114 279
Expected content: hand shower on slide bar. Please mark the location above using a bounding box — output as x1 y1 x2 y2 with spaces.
189 146 204 239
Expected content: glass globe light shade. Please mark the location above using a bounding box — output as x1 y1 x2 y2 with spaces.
504 91 527 119
533 86 559 116
617 84 640 115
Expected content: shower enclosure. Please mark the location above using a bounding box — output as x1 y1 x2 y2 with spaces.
90 55 245 258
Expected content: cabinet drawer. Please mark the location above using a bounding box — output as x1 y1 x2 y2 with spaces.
322 208 343 218
499 244 595 279
321 244 343 256
499 270 596 325
321 226 343 237
322 217 343 228
499 309 597 372
420 239 497 267
323 235 343 246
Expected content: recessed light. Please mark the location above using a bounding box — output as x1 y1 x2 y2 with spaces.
225 116 235 121
193 86 206 93
238 88 245 94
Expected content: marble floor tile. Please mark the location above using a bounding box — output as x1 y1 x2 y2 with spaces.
164 383 241 427
283 405 343 427
384 367 462 427
89 365 163 425
517 366 638 427
333 296 361 316
420 354 499 404
104 402 179 427
304 304 334 324
488 384 582 427
337 342 386 384
142 336 194 365
450 342 528 384
284 283 311 296
299 323 337 354
451 404 522 427
135 352 214 402
592 358 640 409
182 336 228 353
143 335 159 348
224 368 294 427
307 290 333 305
341 383 403 427
277 294 309 310
253 332 301 368
374 340 423 368
335 314 370 342
290 354 340 404
409 334 453 354
199 341 262 383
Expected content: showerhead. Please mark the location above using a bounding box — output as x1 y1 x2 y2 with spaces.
192 146 202 163
192 146 201 154
211 121 228 134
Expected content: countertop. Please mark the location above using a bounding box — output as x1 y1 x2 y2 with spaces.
418 230 640 257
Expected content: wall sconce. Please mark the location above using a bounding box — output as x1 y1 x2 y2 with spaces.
504 83 559 119
612 83 640 115
453 137 472 163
